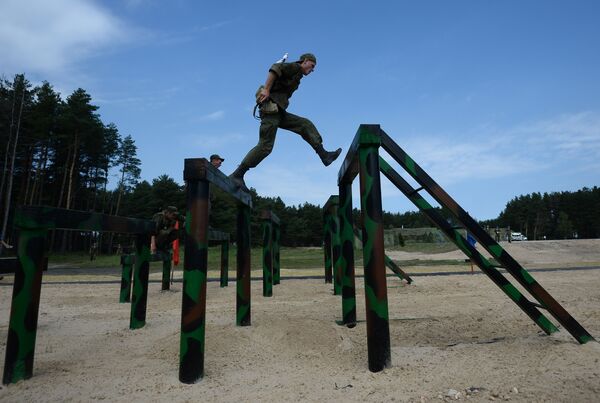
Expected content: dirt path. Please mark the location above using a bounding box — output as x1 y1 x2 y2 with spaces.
1 240 599 402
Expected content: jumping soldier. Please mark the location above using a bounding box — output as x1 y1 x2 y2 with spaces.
151 206 185 255
230 53 342 191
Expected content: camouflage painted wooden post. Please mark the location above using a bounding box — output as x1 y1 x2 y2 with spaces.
130 233 151 329
322 213 333 283
352 226 413 284
179 159 210 383
323 196 342 295
338 184 357 327
220 240 229 287
378 157 559 334
273 223 281 285
262 216 273 297
3 206 156 385
236 204 251 326
2 227 47 384
161 252 172 290
120 253 134 303
378 128 595 344
331 203 342 296
357 126 391 372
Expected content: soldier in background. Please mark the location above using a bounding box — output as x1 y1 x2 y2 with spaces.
210 154 224 169
151 206 185 255
230 53 341 192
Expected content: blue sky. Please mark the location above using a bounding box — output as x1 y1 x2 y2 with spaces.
2 0 599 220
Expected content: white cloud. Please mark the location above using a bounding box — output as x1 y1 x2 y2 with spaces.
186 132 247 150
248 162 335 206
519 112 600 158
0 0 129 75
196 110 226 121
393 111 600 185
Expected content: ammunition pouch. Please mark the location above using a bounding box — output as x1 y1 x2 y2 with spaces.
255 85 279 116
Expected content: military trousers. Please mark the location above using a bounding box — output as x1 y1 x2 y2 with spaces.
241 110 323 168
155 228 180 251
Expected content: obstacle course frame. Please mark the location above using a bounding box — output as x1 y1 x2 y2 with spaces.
336 124 595 372
3 206 156 384
179 158 253 384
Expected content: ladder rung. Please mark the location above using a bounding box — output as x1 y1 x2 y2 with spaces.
409 186 424 196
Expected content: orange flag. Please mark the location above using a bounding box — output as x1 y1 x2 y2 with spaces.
172 221 180 266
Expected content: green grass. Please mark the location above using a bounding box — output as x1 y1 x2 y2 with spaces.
44 242 463 272
387 241 459 254
46 246 326 272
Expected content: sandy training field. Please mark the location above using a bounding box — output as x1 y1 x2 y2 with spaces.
1 240 599 402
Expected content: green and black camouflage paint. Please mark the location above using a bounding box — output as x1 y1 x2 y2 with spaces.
260 210 281 293
161 252 172 291
236 205 252 326
338 185 357 327
322 212 333 283
3 206 156 384
379 129 594 344
379 157 558 335
179 171 210 383
220 240 229 287
178 158 253 383
331 205 342 296
273 223 281 285
2 228 47 384
262 218 273 297
351 227 413 284
323 196 342 294
357 128 391 372
120 254 134 303
130 234 150 329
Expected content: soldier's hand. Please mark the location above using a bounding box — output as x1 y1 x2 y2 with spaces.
258 88 270 103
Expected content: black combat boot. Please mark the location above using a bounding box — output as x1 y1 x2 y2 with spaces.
229 164 250 192
315 144 342 166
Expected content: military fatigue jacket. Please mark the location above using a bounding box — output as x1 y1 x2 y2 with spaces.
268 62 304 110
152 211 183 233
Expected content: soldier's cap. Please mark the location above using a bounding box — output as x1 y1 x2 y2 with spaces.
210 154 224 162
296 53 317 64
166 206 178 213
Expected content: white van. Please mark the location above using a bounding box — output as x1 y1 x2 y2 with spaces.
511 232 527 241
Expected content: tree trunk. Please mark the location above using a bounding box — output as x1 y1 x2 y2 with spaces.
36 142 49 205
21 146 34 205
65 133 79 210
57 146 71 208
0 88 25 255
0 82 17 207
29 147 44 205
61 134 79 252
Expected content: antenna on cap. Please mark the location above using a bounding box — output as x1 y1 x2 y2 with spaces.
275 52 288 63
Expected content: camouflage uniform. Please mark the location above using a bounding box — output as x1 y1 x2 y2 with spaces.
240 60 324 168
153 207 184 252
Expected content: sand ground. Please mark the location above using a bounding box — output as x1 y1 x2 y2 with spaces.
1 239 599 402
